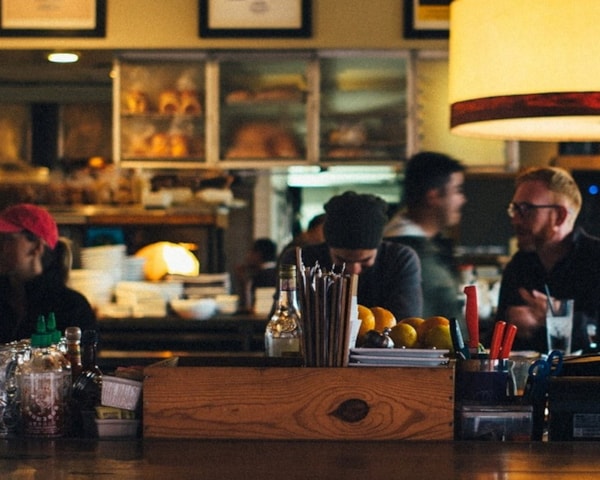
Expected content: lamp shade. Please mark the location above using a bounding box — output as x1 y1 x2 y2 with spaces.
449 0 600 141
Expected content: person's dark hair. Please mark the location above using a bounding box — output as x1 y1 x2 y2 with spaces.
402 151 465 209
324 191 388 249
41 237 73 285
253 238 278 262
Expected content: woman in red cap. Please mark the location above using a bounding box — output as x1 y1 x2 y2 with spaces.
0 203 96 344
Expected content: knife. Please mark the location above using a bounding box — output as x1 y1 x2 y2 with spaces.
464 285 479 349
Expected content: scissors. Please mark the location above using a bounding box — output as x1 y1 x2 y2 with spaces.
528 350 564 380
523 350 563 403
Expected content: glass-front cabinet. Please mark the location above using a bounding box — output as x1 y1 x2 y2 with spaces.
319 51 408 165
115 53 207 168
218 52 311 167
114 51 410 169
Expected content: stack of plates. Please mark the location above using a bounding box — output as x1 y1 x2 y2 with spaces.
68 269 115 309
349 348 450 368
121 256 146 281
80 245 127 284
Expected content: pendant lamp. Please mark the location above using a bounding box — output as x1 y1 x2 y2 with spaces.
449 0 600 141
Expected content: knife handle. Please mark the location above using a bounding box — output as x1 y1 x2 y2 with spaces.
464 285 479 348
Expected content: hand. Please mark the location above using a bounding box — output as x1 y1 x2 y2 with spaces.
505 288 548 339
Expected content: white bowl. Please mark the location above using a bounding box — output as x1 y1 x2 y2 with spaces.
170 298 217 320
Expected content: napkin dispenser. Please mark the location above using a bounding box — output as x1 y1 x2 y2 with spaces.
547 355 600 441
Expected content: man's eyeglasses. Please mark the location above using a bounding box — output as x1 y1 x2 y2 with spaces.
507 202 561 218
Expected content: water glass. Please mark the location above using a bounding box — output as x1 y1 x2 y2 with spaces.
546 299 574 355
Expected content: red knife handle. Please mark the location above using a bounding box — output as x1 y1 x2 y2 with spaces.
500 324 518 359
489 321 506 360
464 285 479 348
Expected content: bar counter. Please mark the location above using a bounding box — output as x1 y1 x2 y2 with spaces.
2 438 600 479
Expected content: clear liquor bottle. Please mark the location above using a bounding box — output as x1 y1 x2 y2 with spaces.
265 264 302 357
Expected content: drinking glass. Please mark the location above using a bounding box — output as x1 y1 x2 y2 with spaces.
546 299 574 355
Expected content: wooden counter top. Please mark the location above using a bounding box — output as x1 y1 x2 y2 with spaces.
1 438 599 479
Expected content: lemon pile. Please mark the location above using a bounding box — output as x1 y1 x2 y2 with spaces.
357 304 452 350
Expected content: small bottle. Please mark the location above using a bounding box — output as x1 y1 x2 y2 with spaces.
265 264 302 357
71 330 103 437
72 330 103 409
64 327 83 381
17 315 71 437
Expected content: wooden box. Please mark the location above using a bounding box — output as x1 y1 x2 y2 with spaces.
143 362 455 440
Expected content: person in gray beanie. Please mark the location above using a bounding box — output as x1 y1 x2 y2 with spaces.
280 191 423 320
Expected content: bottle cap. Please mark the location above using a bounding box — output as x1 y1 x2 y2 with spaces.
46 312 62 345
31 315 51 348
65 326 82 341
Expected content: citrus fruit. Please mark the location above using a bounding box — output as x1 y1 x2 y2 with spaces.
389 323 418 348
423 324 453 350
416 316 450 343
357 304 375 338
371 306 397 331
399 317 425 331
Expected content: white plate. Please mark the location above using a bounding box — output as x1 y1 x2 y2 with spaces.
350 348 449 358
349 355 448 367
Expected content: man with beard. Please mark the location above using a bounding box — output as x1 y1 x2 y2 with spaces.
384 151 466 320
496 166 600 353
279 191 423 320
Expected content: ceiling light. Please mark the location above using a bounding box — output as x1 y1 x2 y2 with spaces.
449 0 600 141
47 52 80 64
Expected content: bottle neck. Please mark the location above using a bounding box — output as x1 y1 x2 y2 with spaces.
276 276 299 310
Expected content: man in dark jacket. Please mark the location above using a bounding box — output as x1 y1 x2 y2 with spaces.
280 191 422 320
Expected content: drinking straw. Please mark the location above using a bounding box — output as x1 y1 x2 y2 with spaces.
544 283 556 316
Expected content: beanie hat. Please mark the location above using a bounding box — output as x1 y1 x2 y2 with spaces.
323 192 388 249
0 203 59 249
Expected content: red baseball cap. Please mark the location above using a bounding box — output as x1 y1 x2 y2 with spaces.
0 203 59 249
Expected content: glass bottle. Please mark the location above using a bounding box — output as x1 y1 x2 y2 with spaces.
71 330 103 437
265 264 302 357
64 327 83 381
17 315 71 437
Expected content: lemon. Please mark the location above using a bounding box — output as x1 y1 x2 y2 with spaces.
389 323 418 348
399 317 425 331
416 316 450 344
371 306 397 331
423 324 453 350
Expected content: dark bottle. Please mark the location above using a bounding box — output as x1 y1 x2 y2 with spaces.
64 327 83 381
71 330 102 437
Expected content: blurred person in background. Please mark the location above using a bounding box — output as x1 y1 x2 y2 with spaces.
284 213 326 250
0 203 96 344
496 166 600 353
384 151 466 321
280 191 422 320
235 237 278 313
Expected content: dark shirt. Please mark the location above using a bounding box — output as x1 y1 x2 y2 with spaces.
386 235 461 320
0 274 97 344
496 227 600 353
280 241 423 320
